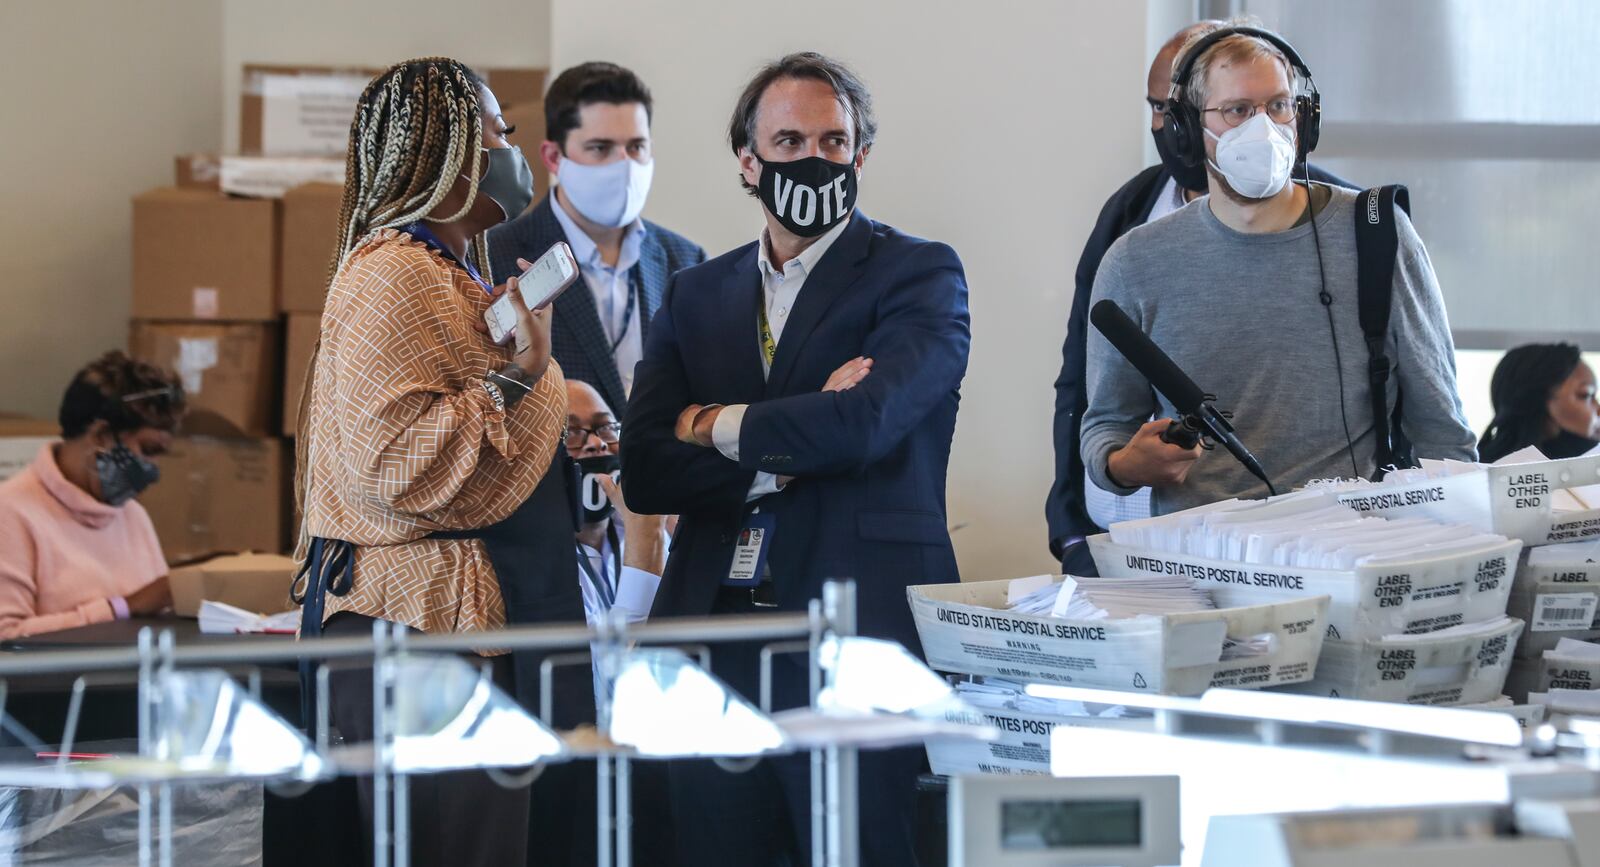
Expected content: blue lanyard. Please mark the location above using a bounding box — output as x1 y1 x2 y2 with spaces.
403 222 493 294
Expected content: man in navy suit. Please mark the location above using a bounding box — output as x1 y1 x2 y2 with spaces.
488 61 706 414
622 52 970 867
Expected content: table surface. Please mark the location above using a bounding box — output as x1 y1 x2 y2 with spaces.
1 617 294 651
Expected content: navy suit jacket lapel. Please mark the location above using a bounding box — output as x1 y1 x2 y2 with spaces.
634 234 668 344
721 247 768 405
764 211 872 398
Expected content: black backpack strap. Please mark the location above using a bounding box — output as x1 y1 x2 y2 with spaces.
1354 185 1411 477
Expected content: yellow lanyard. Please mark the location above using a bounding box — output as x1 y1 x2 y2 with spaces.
758 301 777 367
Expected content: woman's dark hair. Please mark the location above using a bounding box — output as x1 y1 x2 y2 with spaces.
58 350 186 439
544 62 654 152
1477 342 1582 463
727 52 877 195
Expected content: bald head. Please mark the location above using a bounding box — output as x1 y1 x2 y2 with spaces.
565 379 619 458
1148 20 1224 130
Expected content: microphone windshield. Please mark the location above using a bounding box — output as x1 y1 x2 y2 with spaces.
1090 300 1207 414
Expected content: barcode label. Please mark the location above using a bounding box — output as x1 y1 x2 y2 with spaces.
1532 592 1600 632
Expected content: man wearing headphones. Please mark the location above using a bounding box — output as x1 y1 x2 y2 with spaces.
1046 19 1353 572
1080 25 1476 516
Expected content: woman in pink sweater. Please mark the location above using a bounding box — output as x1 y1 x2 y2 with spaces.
0 351 185 638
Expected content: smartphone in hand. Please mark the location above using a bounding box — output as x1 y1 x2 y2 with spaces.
485 241 580 344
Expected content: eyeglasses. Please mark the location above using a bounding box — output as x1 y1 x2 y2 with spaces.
565 422 621 448
1202 96 1298 128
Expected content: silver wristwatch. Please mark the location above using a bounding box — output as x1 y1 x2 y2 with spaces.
481 378 507 413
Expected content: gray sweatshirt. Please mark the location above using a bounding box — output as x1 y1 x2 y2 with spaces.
1081 184 1477 515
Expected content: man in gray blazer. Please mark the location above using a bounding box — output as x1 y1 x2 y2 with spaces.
486 61 703 866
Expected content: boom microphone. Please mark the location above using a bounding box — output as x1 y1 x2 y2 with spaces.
1090 299 1277 496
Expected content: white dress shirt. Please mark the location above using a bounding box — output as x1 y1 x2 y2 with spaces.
1081 176 1199 530
552 194 647 397
578 523 665 703
577 529 661 627
711 218 852 501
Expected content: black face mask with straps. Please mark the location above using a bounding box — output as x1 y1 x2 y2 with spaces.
96 442 160 506
1152 127 1210 193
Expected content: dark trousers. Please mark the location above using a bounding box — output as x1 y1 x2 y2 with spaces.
324 612 531 867
668 589 925 867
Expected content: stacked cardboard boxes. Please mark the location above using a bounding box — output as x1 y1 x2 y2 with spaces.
130 186 288 564
127 64 547 570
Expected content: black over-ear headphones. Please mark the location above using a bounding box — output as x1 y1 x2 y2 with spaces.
1161 26 1321 170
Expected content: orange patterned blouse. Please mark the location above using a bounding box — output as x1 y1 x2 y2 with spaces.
297 229 565 640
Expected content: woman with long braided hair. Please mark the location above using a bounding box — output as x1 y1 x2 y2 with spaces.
1478 343 1600 463
293 57 566 865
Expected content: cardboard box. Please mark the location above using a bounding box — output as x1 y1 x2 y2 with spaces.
220 156 344 199
174 154 221 191
282 313 319 436
907 577 1328 696
241 64 379 157
132 188 280 321
501 100 549 209
280 183 344 312
169 552 296 617
1089 534 1521 643
1277 617 1523 706
129 321 279 438
0 414 60 483
486 68 547 109
139 436 289 565
1332 454 1600 546
1507 553 1600 658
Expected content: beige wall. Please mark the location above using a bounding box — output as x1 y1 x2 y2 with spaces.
552 0 1159 580
220 0 554 153
0 0 222 419
3 0 1181 582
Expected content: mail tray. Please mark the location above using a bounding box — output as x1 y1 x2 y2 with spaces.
925 693 1153 778
1508 551 1600 658
1331 454 1600 547
1088 534 1520 644
907 577 1328 697
1275 617 1522 706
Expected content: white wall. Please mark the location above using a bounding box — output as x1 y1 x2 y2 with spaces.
220 0 553 153
552 0 1158 579
0 0 222 418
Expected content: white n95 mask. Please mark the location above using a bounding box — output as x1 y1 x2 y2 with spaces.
557 157 654 228
1205 112 1296 199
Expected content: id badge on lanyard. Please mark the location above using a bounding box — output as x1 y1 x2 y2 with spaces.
725 508 777 587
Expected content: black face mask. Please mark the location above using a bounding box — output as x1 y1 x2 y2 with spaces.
1152 127 1210 194
96 442 160 506
756 153 857 238
575 454 621 525
1542 429 1600 461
